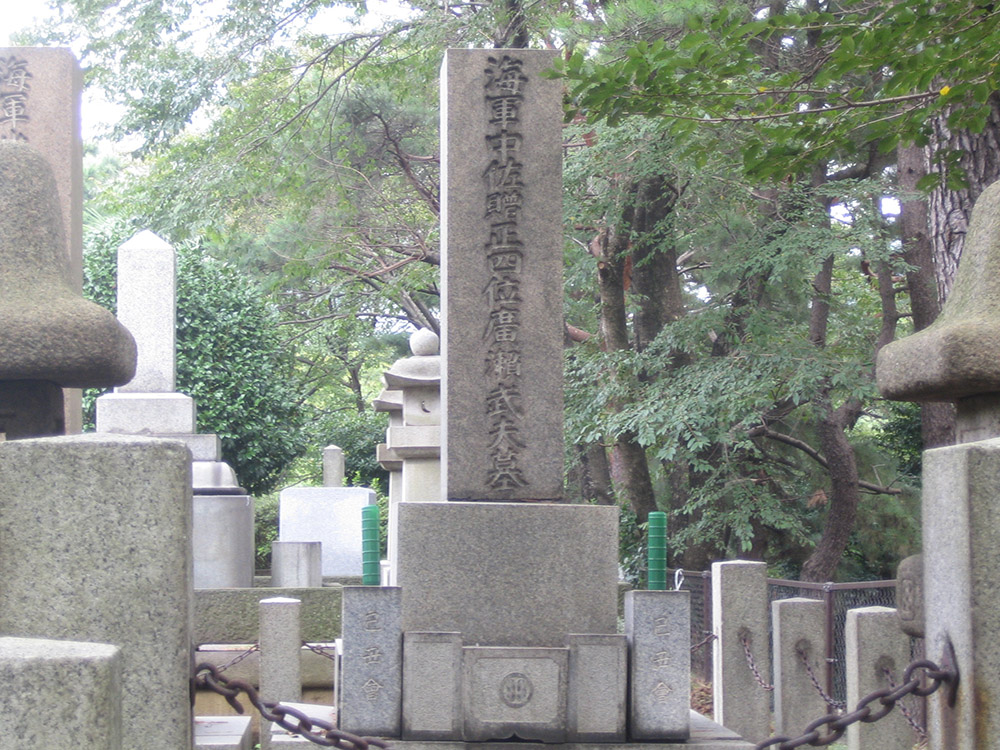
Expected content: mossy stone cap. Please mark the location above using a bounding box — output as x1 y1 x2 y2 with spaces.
877 178 1000 402
0 141 136 387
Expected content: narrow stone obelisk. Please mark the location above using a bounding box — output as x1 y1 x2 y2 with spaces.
441 49 564 502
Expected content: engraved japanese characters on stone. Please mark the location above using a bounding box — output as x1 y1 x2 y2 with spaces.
482 55 530 491
500 671 534 708
0 57 31 141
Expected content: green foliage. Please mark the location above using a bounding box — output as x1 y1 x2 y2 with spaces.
254 493 280 571
559 1 1000 182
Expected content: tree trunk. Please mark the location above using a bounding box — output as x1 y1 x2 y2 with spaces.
898 144 955 448
927 94 1000 301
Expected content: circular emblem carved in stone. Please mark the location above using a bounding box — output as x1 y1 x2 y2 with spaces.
500 672 533 708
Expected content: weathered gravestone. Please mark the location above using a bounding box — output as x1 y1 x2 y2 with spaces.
1 48 87 432
346 48 734 748
96 230 253 588
876 178 1000 748
0 140 135 437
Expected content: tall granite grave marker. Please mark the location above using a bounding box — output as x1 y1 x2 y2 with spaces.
441 48 564 502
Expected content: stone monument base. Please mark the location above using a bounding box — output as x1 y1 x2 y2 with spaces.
386 712 753 750
395 502 619 647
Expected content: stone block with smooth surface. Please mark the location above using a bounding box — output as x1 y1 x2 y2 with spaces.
566 634 627 742
279 486 376 576
441 49 564 502
0 636 122 750
402 632 463 740
921 439 1000 749
0 434 193 750
96 391 197 434
712 560 769 744
625 590 690 741
115 230 177 393
463 646 568 742
340 587 403 737
397 502 618 647
845 607 912 750
323 445 345 487
194 493 254 589
273 541 324 588
195 717 253 750
772 598 827 736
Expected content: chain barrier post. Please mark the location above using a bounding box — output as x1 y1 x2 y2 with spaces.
753 657 957 750
845 606 912 750
647 511 666 591
260 597 302 750
712 560 770 744
772 597 830 736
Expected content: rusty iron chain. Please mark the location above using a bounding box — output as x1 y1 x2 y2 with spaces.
691 632 717 653
303 642 339 662
754 657 956 750
741 634 774 692
214 643 260 674
194 663 390 749
797 647 845 711
884 667 927 740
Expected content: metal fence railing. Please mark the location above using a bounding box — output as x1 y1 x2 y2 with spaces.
668 568 902 703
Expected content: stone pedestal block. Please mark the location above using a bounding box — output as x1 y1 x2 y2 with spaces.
922 438 1000 749
396 502 618 647
712 560 769 744
279 486 376 576
625 590 690 741
0 636 122 750
463 646 568 742
845 607 912 750
96 391 196 434
567 634 627 742
0 434 194 750
194 717 253 750
194 494 254 589
340 587 403 737
402 632 463 740
272 541 323 588
772 598 827 736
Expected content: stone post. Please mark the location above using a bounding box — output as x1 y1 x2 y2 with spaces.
259 597 302 750
772 597 828 735
876 178 1000 748
323 444 345 487
0 434 193 750
0 636 122 750
712 560 770 743
845 607 913 750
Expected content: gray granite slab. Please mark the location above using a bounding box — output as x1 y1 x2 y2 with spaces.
566 634 626 742
340 587 402 737
440 48 564 501
625 590 690 740
463 646 568 742
396 502 618 647
0 434 193 750
402 632 463 740
0 636 122 750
